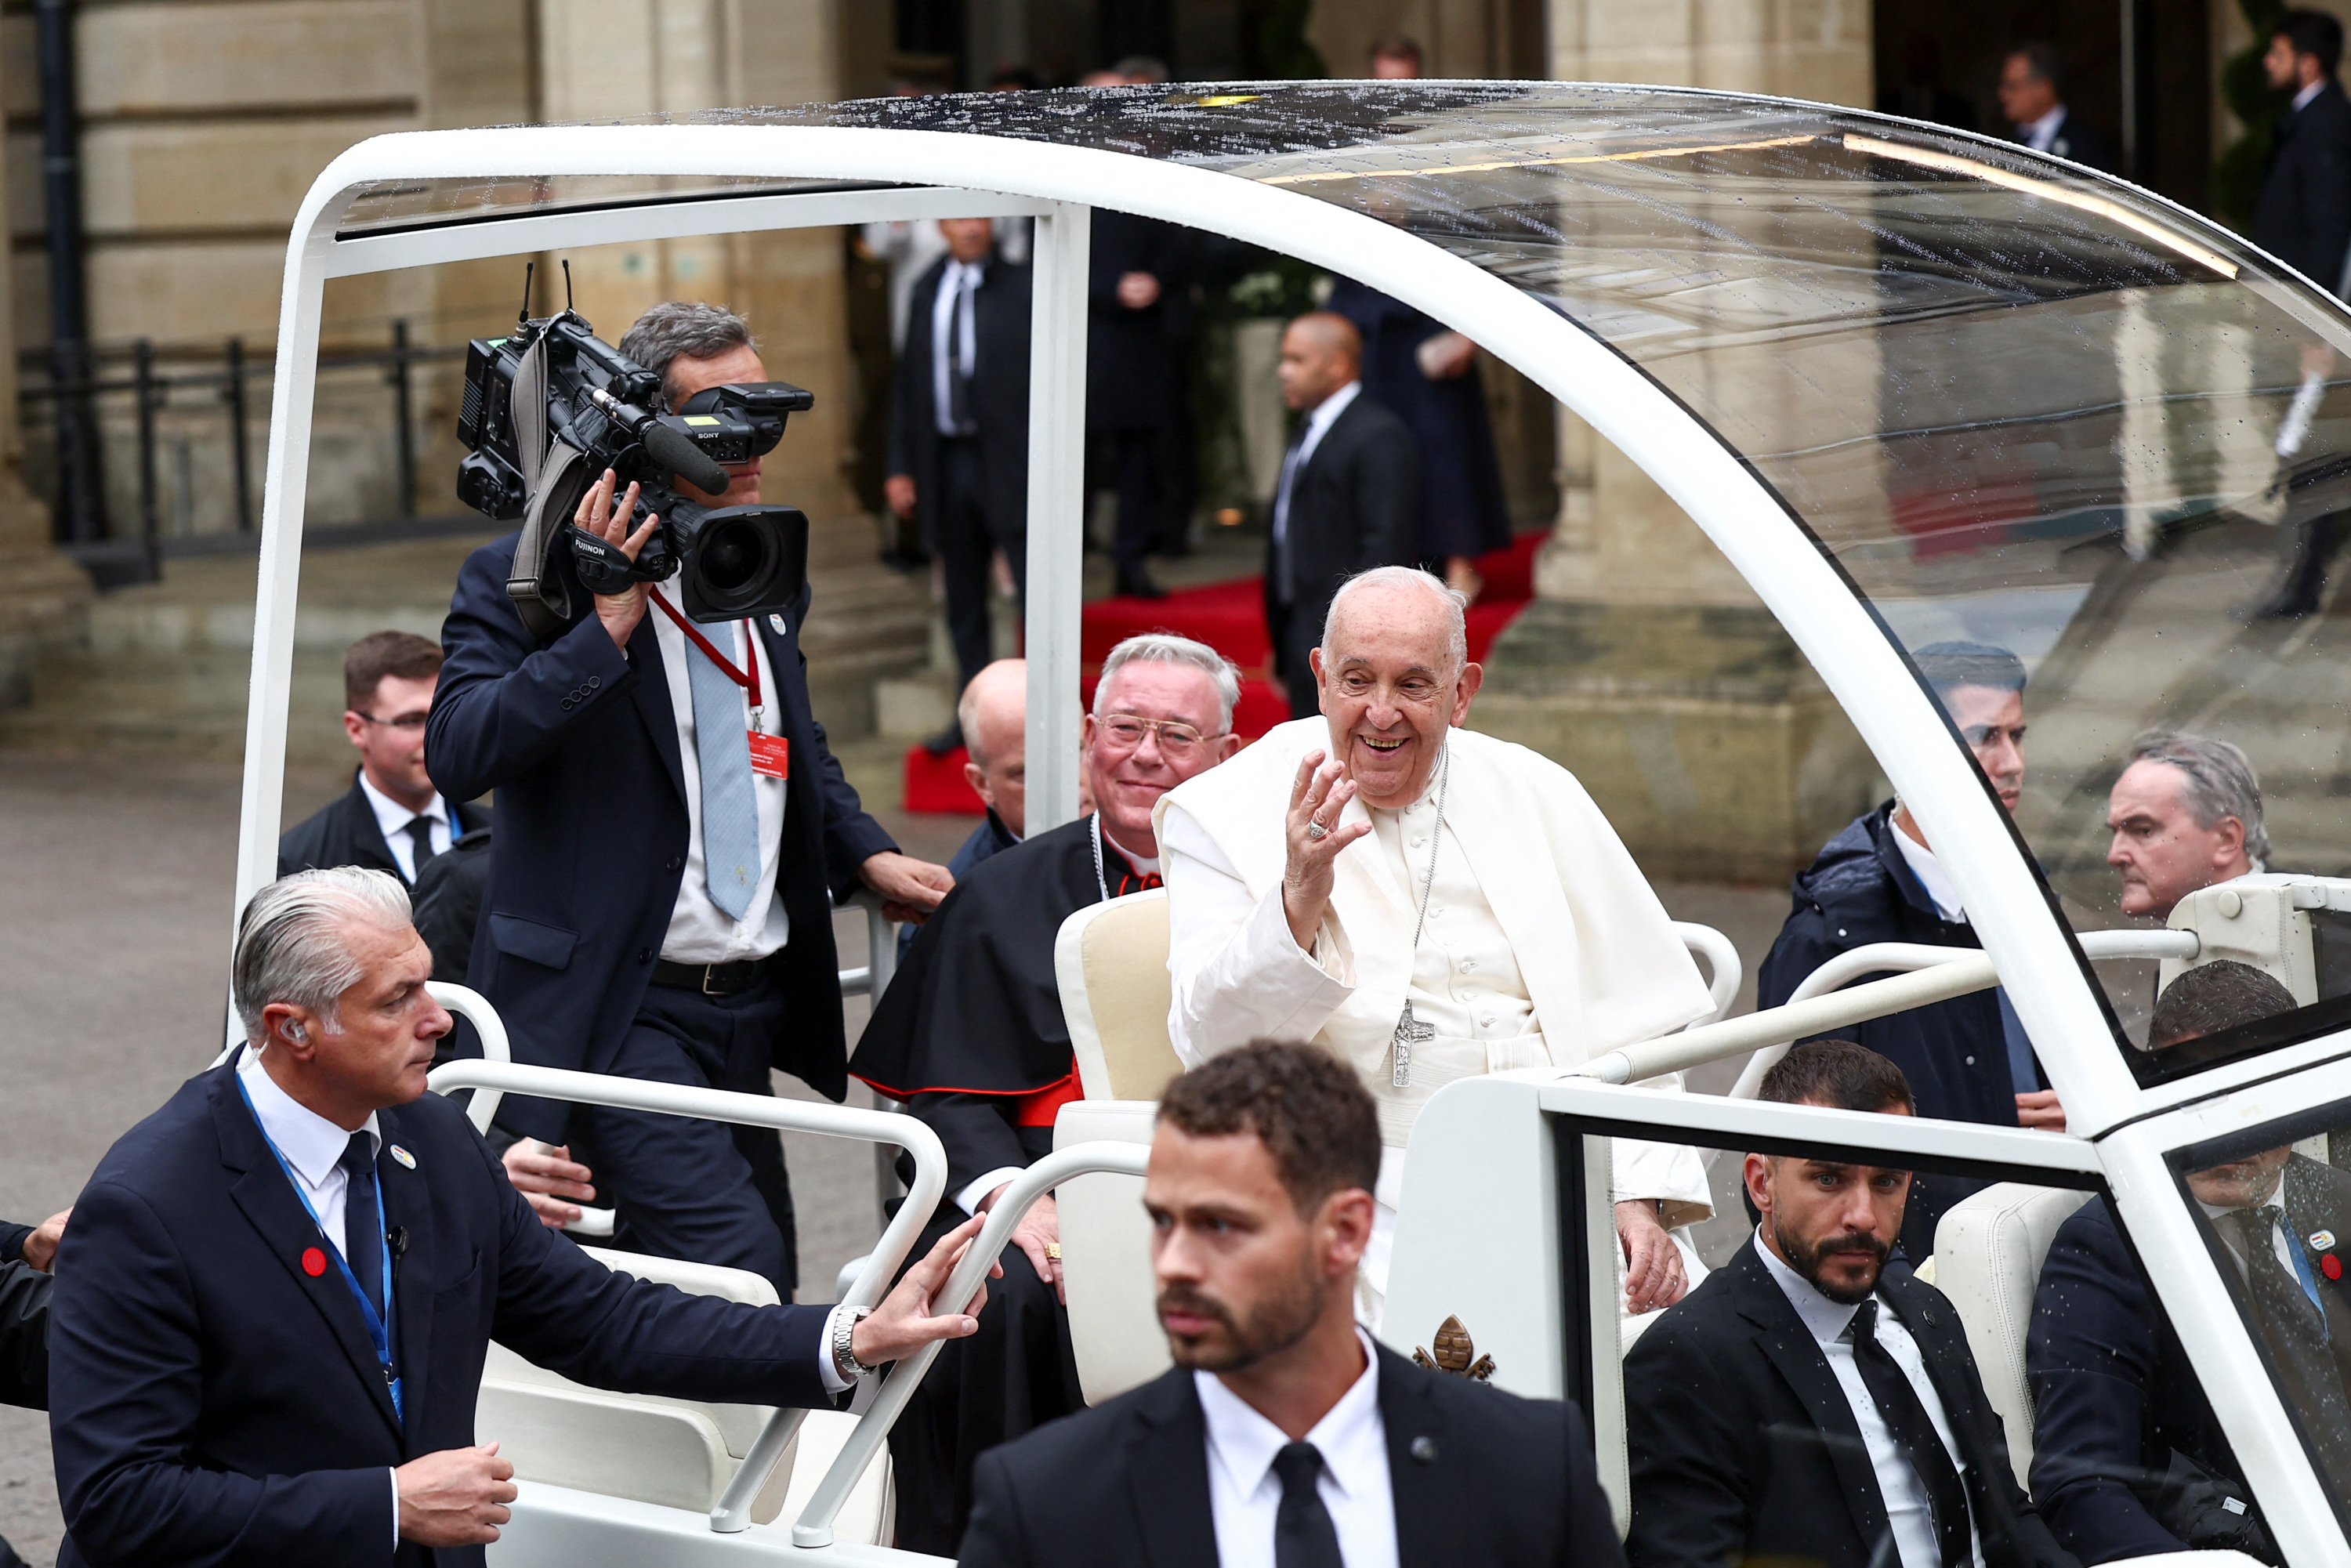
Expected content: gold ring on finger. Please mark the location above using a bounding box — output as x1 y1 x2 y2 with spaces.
1043 1243 1062 1261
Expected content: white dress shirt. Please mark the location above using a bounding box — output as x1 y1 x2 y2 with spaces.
2201 1184 2306 1286
2296 78 2327 113
1890 818 1965 924
357 771 452 884
2020 105 2067 152
648 606 791 965
931 259 987 436
1270 379 1363 558
1197 1329 1399 1568
1756 1232 1984 1568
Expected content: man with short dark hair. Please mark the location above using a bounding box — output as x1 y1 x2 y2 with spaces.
1625 1041 2074 1568
959 1039 1623 1567
853 633 1241 1552
2106 730 2266 923
431 301 952 1296
1759 641 2056 1257
1998 44 2116 172
47 869 994 1568
281 631 487 884
2028 960 2351 1561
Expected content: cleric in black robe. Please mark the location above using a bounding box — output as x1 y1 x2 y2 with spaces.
847 632 1242 1555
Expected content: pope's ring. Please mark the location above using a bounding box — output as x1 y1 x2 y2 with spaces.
1306 819 1329 840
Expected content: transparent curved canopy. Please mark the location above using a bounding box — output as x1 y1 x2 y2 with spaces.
342 82 2351 1081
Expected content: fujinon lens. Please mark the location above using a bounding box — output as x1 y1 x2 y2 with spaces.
701 519 767 593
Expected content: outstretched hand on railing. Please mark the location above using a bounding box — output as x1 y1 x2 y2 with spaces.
851 1211 1003 1366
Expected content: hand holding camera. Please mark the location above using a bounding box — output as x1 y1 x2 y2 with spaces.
574 469 662 650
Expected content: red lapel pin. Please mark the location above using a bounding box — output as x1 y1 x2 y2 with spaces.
2323 1254 2342 1282
301 1247 328 1277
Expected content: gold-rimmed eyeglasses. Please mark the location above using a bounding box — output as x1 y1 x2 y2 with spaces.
1095 713 1226 757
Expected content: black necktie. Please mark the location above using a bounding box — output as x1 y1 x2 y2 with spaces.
1272 434 1306 604
401 816 437 883
1848 1300 1972 1568
338 1132 386 1316
946 268 979 436
1271 1441 1342 1568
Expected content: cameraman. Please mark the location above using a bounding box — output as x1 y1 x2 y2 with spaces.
429 302 953 1295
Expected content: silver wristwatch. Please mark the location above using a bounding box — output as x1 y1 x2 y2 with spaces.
832 1304 878 1382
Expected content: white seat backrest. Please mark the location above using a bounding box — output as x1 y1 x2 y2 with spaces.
1932 1183 2094 1485
1056 890 1183 1102
1055 1099 1172 1404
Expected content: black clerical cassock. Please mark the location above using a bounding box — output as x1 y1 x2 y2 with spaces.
846 812 1159 1553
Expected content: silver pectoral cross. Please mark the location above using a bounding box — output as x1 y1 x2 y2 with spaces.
1393 1000 1433 1088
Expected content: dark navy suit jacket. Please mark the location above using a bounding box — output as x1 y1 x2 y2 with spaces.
277 773 489 884
426 534 896 1143
47 1063 833 1567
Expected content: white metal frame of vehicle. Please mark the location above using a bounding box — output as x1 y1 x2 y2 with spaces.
422 1058 1146 1555
237 106 2148 1147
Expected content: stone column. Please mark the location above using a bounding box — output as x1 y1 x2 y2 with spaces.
1460 0 1880 883
0 126 92 708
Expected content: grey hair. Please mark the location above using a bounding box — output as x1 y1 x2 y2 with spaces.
2128 730 2270 864
1322 566 1470 674
617 302 756 410
1094 632 1242 733
233 868 413 1039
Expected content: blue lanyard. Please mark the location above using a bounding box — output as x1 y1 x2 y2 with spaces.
2289 1225 2331 1332
234 1071 402 1422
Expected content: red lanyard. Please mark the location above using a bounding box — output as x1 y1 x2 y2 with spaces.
649 588 760 713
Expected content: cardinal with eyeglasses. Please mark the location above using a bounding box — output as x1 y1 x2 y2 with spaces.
847 631 1244 1554
1159 566 1719 1325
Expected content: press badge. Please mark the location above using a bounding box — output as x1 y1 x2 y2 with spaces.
748 733 789 779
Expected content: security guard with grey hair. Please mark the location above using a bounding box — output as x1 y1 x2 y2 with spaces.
46 867 995 1568
429 300 955 1295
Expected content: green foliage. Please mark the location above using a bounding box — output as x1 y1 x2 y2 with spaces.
2214 0 2293 226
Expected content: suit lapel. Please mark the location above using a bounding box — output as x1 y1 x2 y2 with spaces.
212 1072 404 1439
379 1107 432 1450
1377 1351 1451 1568
1731 1248 1892 1552
627 614 687 806
1121 1370 1219 1568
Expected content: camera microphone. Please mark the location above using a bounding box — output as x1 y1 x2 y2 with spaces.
640 422 732 498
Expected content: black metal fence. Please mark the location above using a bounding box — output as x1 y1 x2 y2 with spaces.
15 324 469 585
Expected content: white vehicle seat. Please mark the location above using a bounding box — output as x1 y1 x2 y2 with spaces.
475 1246 892 1538
1056 889 1183 1101
1931 1183 2094 1485
1054 1099 1172 1405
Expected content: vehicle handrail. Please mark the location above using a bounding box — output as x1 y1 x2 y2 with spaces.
426 983 510 1133
787 1139 1154 1548
1588 929 2201 1090
422 1058 947 1534
836 889 900 1001
1671 922 1741 1027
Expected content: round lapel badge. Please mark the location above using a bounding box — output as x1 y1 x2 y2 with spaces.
301 1246 328 1277
2325 1255 2344 1283
768 613 789 637
2313 1229 2337 1251
389 1145 416 1170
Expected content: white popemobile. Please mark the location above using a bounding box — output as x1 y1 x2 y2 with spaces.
227 80 2351 1564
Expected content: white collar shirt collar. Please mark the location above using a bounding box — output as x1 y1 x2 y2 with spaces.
2200 1179 2302 1283
1755 1231 1983 1568
356 770 451 882
2297 78 2327 111
1195 1327 1398 1568
1890 819 1966 924
236 1046 382 1253
1101 824 1161 878
2021 104 2067 150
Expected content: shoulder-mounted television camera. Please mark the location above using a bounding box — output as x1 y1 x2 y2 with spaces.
454 287 811 634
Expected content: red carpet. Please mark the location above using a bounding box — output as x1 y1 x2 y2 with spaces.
903 533 1545 813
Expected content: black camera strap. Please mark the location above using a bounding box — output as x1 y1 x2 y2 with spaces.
503 332 585 641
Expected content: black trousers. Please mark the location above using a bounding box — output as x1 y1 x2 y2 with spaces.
886 1186 1085 1555
929 437 1026 694
570 971 799 1296
1267 592 1320 720
2273 510 2344 614
1092 428 1174 575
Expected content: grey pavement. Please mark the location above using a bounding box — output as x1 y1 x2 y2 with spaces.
0 747 1788 1565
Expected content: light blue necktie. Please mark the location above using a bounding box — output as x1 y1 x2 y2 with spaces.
685 627 760 922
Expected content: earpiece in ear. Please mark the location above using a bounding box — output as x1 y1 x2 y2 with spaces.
287 1023 306 1042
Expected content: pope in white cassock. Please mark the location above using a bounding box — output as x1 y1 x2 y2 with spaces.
1154 565 1717 1320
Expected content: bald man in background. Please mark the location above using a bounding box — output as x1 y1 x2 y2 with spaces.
1265 311 1421 719
903 660 1030 962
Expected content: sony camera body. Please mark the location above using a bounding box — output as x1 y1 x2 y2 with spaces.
455 306 813 626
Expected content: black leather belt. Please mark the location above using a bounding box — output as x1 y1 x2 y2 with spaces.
650 958 764 996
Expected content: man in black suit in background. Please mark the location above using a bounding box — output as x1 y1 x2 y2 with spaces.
46 868 994 1568
1999 45 2117 174
888 217 1034 750
279 632 487 883
959 1040 1621 1568
1625 1040 2075 1568
2029 960 2346 1563
2255 10 2351 617
1265 313 1419 721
